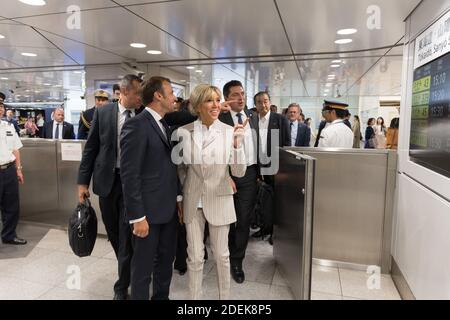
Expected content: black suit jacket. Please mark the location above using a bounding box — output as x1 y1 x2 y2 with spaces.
120 110 178 224
264 112 291 158
219 109 259 168
77 107 95 140
292 121 311 147
43 120 75 139
78 102 123 197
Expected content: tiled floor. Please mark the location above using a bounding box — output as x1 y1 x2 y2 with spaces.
0 224 401 300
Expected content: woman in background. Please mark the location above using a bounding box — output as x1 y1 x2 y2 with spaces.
365 118 376 149
386 118 400 150
24 117 39 137
374 117 387 149
352 115 362 148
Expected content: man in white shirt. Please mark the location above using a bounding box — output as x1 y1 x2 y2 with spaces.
318 100 354 148
0 104 26 245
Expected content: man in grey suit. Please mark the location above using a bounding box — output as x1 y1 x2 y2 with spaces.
77 74 143 300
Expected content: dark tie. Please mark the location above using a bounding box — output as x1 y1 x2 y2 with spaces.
55 123 60 139
236 113 243 125
160 118 171 146
290 122 294 132
124 110 131 122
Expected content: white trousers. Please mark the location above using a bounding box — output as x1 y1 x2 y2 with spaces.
185 209 231 300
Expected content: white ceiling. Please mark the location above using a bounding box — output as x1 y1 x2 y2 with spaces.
0 0 421 102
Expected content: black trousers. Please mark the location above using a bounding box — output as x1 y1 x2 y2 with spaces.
131 214 178 300
0 165 20 241
228 165 258 268
98 173 133 294
261 175 275 234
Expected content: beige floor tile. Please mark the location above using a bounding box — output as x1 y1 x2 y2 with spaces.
268 285 295 300
311 291 342 300
272 267 288 287
0 276 53 300
339 269 401 300
38 287 110 300
311 265 342 296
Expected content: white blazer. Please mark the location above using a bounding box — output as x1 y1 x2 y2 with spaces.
175 120 246 226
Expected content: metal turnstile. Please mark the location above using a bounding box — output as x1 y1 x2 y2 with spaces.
273 149 315 300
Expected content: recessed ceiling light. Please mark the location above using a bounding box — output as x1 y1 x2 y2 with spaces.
335 39 353 45
21 52 37 57
186 66 195 70
147 50 162 55
1 77 8 80
328 74 336 78
73 71 82 74
43 83 51 86
130 43 147 48
195 70 203 73
337 28 358 35
180 80 186 82
331 60 342 64
330 64 340 68
0 35 5 39
326 83 333 87
19 0 46 6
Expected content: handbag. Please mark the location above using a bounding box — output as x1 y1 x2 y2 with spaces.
68 198 98 257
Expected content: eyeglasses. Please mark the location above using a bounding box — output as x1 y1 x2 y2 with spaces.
321 110 330 115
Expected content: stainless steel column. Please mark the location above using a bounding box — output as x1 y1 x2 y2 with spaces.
273 149 315 300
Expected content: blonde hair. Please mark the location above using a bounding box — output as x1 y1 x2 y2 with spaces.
189 84 221 116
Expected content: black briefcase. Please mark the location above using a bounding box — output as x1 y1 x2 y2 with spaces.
68 198 97 257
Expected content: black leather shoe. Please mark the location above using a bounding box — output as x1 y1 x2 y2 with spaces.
268 235 273 246
231 266 245 284
178 268 187 276
2 237 27 245
251 230 263 238
113 292 128 300
204 248 208 260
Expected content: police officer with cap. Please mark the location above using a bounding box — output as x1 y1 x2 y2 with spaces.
77 89 110 139
318 100 353 148
0 103 27 245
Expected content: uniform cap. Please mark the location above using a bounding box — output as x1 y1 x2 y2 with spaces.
94 89 110 99
323 100 348 111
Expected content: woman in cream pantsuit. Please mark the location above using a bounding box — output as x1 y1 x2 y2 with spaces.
175 84 246 300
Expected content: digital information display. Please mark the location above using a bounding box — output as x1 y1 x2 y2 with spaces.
410 52 450 178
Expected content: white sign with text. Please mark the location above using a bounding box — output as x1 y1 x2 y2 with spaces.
61 143 82 162
414 10 450 70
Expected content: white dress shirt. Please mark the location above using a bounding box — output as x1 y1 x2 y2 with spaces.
318 119 353 148
290 120 298 147
229 110 257 166
0 120 23 165
258 111 271 156
52 121 64 139
116 102 135 168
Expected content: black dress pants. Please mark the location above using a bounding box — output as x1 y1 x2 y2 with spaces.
0 165 20 242
98 173 133 295
228 165 258 268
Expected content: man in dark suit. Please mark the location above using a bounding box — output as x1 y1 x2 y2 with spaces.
219 80 259 284
5 109 20 135
77 89 110 139
120 76 180 300
77 74 143 300
252 91 291 243
42 107 75 139
286 103 311 147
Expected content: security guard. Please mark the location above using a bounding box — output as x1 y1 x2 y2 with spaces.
77 89 110 139
318 100 353 148
0 103 27 245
